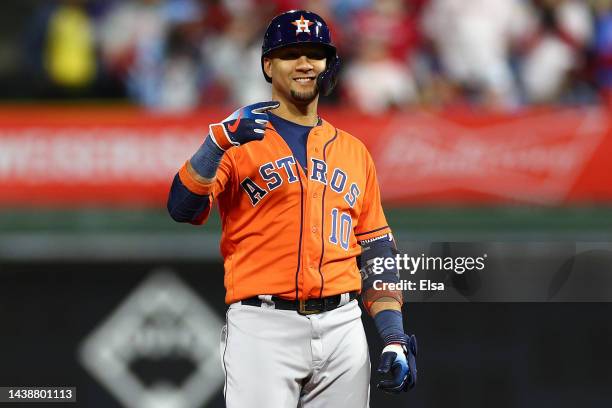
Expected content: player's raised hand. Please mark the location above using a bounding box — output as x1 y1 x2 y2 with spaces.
377 334 417 394
209 101 280 151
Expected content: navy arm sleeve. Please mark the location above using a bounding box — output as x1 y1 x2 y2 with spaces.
357 234 400 289
167 173 211 223
358 234 406 341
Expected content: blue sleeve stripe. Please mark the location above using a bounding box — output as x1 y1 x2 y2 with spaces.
355 225 389 236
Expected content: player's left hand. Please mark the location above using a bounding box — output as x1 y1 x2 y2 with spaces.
376 334 417 394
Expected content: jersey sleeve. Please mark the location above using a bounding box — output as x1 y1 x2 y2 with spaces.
177 152 233 225
354 151 391 242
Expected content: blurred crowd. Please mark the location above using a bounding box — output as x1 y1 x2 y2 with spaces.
21 0 612 113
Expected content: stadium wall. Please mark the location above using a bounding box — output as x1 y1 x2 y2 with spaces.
0 106 611 207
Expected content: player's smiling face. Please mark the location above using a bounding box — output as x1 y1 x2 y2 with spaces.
264 44 327 105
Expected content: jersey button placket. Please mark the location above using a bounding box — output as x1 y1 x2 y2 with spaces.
298 149 313 298
304 129 324 298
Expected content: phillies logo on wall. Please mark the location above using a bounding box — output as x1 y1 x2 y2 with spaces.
376 110 608 205
79 270 224 408
292 15 314 33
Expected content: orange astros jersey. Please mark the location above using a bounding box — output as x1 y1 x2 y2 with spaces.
179 119 391 304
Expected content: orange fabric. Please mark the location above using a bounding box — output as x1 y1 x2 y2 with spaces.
191 119 391 304
210 123 234 151
178 161 216 196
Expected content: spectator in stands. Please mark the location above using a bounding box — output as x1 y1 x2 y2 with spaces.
591 0 612 105
328 0 371 21
519 0 593 103
201 7 270 105
421 0 531 109
99 0 204 110
342 0 422 113
351 0 421 63
343 33 418 114
24 0 99 98
17 0 612 110
159 13 207 111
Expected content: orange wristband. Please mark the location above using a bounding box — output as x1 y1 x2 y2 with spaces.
209 123 236 151
178 161 215 195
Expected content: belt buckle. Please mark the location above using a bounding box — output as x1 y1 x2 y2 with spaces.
298 299 320 315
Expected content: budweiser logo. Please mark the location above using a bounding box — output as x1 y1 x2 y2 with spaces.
377 110 608 204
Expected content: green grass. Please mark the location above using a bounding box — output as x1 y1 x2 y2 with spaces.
384 206 612 234
0 208 209 233
0 206 611 235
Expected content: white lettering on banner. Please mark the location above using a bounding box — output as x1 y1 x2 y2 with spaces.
0 128 199 183
377 110 609 204
0 138 22 175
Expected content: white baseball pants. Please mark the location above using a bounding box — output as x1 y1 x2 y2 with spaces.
220 299 371 407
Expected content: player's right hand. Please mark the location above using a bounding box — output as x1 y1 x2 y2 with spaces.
209 101 280 151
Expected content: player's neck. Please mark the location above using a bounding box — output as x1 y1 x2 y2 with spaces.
272 94 319 127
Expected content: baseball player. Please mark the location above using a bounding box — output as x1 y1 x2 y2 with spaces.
168 10 417 407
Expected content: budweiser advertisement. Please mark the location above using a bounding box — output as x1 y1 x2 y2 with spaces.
0 106 611 207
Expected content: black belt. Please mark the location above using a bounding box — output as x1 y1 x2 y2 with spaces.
241 292 358 315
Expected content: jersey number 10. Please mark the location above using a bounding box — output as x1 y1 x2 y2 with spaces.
329 208 352 251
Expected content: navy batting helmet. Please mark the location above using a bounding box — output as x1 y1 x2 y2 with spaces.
261 10 340 96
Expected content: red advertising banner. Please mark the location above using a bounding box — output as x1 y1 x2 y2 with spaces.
0 106 611 207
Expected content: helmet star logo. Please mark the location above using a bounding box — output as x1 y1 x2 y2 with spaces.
292 15 314 34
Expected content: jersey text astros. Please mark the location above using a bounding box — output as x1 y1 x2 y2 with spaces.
179 119 391 303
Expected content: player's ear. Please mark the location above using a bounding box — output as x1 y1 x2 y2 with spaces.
263 57 273 80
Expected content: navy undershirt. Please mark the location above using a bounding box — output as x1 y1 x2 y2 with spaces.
268 112 318 173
